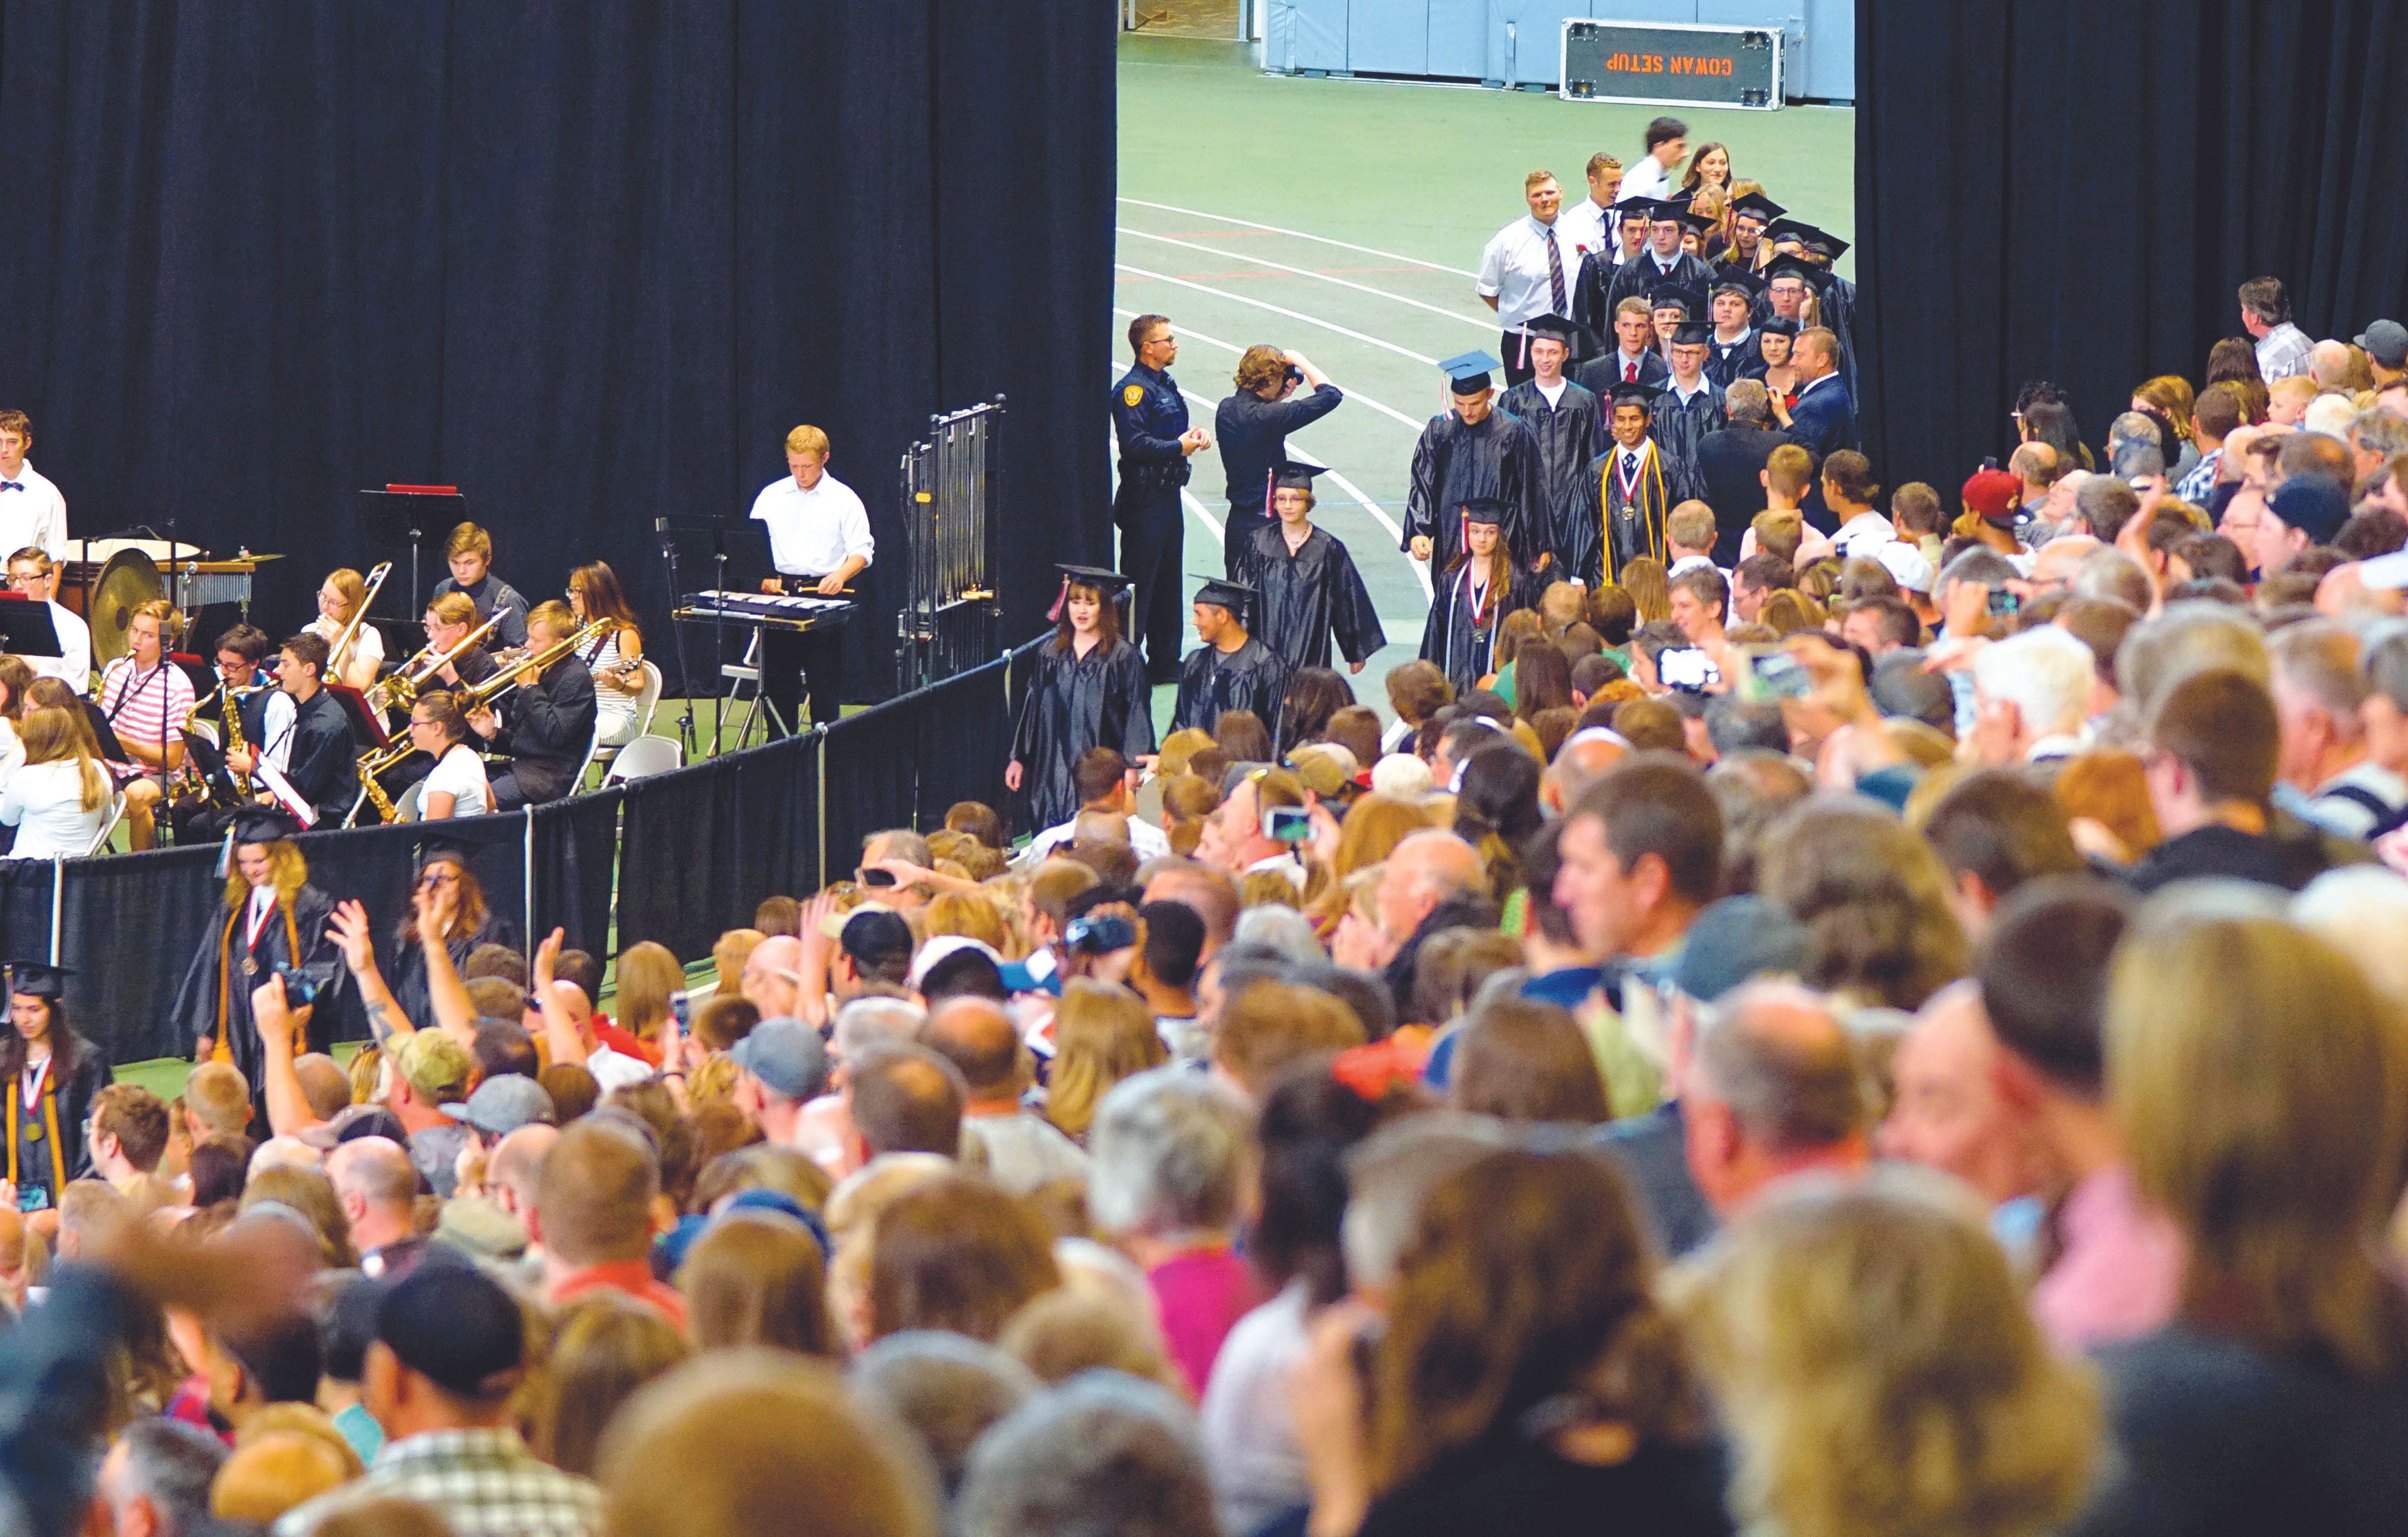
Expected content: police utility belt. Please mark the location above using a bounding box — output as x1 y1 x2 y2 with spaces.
1116 457 1190 489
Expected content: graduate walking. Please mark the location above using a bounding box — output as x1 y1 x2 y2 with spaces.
1238 463 1385 675
1006 566 1156 833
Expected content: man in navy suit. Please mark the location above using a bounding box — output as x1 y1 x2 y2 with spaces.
1783 326 1854 460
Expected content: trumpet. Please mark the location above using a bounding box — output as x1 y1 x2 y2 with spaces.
324 561 393 680
365 611 504 717
458 617 615 714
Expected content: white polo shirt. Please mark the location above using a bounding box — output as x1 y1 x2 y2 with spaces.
749 471 874 578
0 463 69 563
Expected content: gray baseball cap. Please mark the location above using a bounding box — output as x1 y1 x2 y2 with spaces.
2355 319 2407 368
1673 895 1810 1004
729 1017 831 1102
441 1074 557 1137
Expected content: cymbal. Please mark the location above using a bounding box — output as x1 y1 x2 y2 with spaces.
88 550 163 666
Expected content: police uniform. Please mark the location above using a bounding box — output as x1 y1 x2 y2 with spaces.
1112 361 1193 684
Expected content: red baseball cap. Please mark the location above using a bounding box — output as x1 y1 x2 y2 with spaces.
1961 468 2024 524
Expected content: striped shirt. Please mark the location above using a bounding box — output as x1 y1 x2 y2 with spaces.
96 657 194 769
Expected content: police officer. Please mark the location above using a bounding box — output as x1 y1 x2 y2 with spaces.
1113 313 1210 684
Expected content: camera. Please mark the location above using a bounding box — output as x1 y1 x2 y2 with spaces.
1262 805 1311 844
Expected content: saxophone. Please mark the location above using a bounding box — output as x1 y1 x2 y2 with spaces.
221 684 257 800
356 756 398 823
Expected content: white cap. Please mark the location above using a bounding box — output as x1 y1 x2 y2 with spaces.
1370 753 1434 800
1871 539 1935 594
906 934 1002 992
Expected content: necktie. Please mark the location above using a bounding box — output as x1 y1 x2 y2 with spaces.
1625 452 1639 478
1543 228 1566 315
1625 359 1637 383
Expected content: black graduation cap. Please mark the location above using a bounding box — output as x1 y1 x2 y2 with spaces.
1728 191 1787 225
1674 207 1718 237
230 805 305 846
1268 460 1326 494
1611 196 1656 223
1765 221 1851 261
1646 198 1691 224
1761 255 1830 292
4 961 71 1001
1606 379 1666 413
1521 313 1582 347
1193 577 1257 620
1459 498 1509 527
1647 284 1705 320
1669 322 1714 347
1439 351 1501 396
1055 564 1135 592
1711 268 1766 300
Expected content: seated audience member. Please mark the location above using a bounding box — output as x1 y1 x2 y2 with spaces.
923 996 1090 1195
845 1042 969 1171
1876 981 2046 1211
2128 667 2363 892
2268 618 2408 838
2076 909 2408 1536
1022 747 1168 864
522 1297 692 1479
1447 997 1610 1124
1089 1069 1259 1396
850 1331 1039 1504
1681 981 1871 1215
1046 978 1169 1139
1212 980 1365 1101
959 1374 1218 1537
1758 801 1967 1010
866 1171 1060 1344
536 1119 690 1329
1290 1148 1727 1537
1675 1170 2098 1537
1918 770 2084 938
676 1212 837 1356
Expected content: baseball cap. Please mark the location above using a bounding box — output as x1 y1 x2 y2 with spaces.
1672 895 1811 1003
392 1030 472 1102
1871 541 1935 594
297 1103 410 1151
841 909 916 972
907 935 1001 993
374 1262 526 1400
1960 468 2024 525
2269 475 2350 544
1286 742 1358 799
441 1074 556 1137
2355 319 2407 369
729 1017 830 1102
1869 650 1956 732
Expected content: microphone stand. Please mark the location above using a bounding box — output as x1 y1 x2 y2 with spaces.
709 529 731 758
657 517 699 761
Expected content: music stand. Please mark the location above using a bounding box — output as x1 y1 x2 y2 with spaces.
0 591 63 663
358 486 467 617
657 518 774 757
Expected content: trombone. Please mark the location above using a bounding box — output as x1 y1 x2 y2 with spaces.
364 611 503 717
354 616 613 822
325 561 393 680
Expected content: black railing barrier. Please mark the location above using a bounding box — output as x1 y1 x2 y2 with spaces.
11 638 1046 1065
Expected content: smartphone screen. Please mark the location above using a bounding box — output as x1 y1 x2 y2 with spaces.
1987 587 2021 618
1658 647 1720 692
1746 651 1812 702
1264 806 1312 843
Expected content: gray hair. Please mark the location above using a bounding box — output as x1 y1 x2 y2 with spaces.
1688 981 1867 1156
1232 904 1323 964
2114 600 2268 718
1085 1069 1254 1237
2268 618 2368 733
107 1418 229 1537
1339 1112 1513 1292
2071 548 2153 613
2353 408 2408 460
2364 620 2408 711
2107 410 2162 454
863 828 932 868
835 996 926 1061
1936 546 2019 594
956 1373 1217 1537
2110 437 2165 480
1972 625 2096 742
850 1331 1042 1501
1724 378 1774 427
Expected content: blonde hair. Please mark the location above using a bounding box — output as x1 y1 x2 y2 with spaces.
2108 914 2408 1379
923 890 1010 952
20 707 108 812
1045 980 1164 1140
425 590 478 628
1523 167 1557 193
131 598 186 647
1672 1170 2099 1537
1156 727 1218 779
615 941 684 1041
784 424 832 457
1620 557 1670 623
444 521 492 559
322 569 366 621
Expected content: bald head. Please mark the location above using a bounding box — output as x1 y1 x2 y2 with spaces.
2310 338 2353 389
292 1054 352 1124
327 1136 416 1213
2009 441 2059 486
921 998 1023 1100
1376 831 1487 943
1544 734 1626 811
1685 981 1869 1213
744 935 806 1017
250 1136 322 1176
1141 864 1241 951
488 1123 557 1213
2029 534 2102 588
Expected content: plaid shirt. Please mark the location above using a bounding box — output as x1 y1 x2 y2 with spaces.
2256 322 2315 382
2175 445 2222 507
273 1428 603 1537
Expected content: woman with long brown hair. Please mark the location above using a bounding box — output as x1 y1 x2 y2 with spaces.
0 961 108 1212
1291 1148 1724 1537
568 560 647 748
1420 505 1537 695
1006 566 1153 832
1045 979 1166 1143
383 847 505 1032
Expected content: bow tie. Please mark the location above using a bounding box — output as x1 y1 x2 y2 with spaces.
0 482 21 492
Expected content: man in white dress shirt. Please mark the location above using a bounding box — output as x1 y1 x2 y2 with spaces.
1477 171 1586 389
1619 115 1688 203
6 548 90 692
749 423 874 729
0 413 69 564
1554 152 1624 267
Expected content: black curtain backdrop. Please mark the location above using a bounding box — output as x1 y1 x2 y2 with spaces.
1856 1 2408 498
0 1 1112 696
618 731 820 966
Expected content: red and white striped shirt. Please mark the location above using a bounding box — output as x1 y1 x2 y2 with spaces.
97 657 195 772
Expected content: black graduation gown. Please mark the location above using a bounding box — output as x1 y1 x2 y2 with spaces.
1603 252 1716 317
1819 273 1861 399
1240 523 1386 674
1653 381 1726 498
1497 378 1607 574
1007 636 1156 831
1402 411 1545 574
1418 559 1539 695
379 909 516 1039
174 883 344 1122
1570 349 1671 400
1215 385 1346 574
1170 634 1289 737
3 1034 108 1205
1561 439 1687 588
1704 329 1760 388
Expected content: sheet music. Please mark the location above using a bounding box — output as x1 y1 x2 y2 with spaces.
248 758 319 828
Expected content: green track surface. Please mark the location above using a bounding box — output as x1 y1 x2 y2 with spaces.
107 41 1854 1091
1115 33 1852 734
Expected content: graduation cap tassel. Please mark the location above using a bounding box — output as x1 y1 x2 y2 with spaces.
1045 576 1071 625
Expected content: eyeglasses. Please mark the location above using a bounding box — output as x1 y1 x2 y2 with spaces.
416 872 460 889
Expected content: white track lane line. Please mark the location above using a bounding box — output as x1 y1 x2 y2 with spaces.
1118 197 1480 280
1180 487 1224 541
1111 307 1434 438
1116 227 1493 331
1116 263 1439 367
